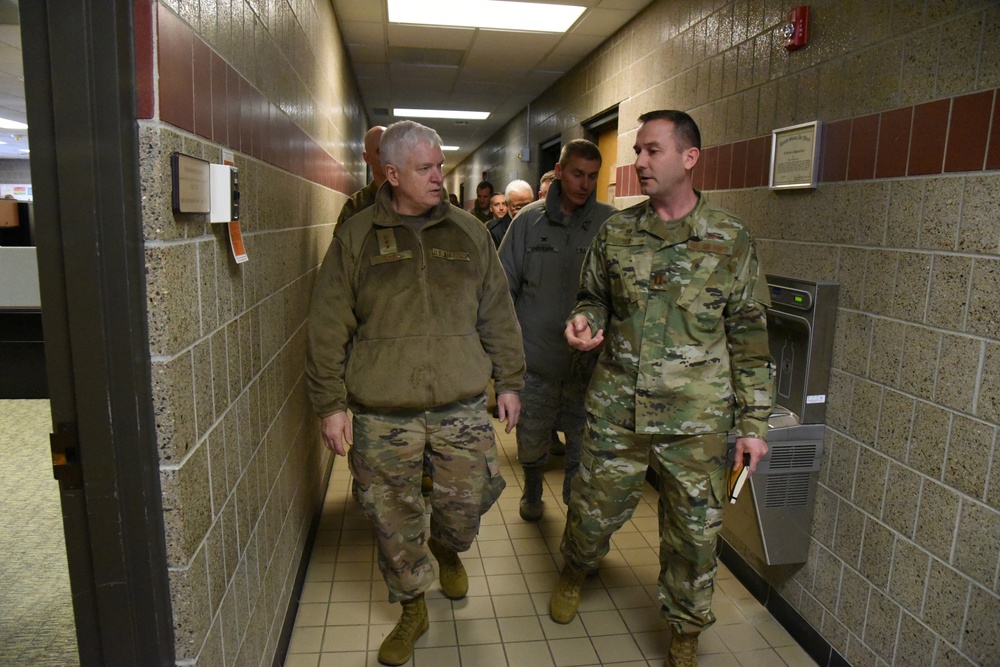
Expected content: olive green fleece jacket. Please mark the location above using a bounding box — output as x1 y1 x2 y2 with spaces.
306 185 526 417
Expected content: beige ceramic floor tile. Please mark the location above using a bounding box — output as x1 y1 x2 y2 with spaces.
504 640 556 667
592 633 646 663
456 617 502 644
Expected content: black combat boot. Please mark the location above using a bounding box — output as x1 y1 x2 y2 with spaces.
519 467 544 521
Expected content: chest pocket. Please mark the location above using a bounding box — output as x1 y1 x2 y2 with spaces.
675 253 729 329
607 240 651 308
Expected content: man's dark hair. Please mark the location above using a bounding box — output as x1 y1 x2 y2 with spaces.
637 110 701 150
476 181 494 195
559 139 602 167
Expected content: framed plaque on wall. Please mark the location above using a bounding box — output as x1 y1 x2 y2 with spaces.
769 121 822 190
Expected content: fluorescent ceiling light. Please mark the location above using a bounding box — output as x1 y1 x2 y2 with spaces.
441 146 459 151
395 108 490 120
0 118 27 130
388 0 585 33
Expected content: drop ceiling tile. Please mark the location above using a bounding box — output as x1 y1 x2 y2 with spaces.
551 32 607 56
464 30 561 69
570 8 636 36
341 21 386 45
389 63 460 84
456 66 522 84
348 43 386 64
448 85 510 106
353 62 389 79
332 0 385 23
595 0 654 11
387 24 476 50
519 70 565 90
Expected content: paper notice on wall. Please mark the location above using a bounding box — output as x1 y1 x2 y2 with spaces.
228 221 248 264
1 184 32 201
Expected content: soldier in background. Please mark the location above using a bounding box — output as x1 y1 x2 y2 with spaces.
487 179 533 249
550 111 774 667
537 169 556 200
488 191 507 221
308 120 524 666
468 180 494 223
337 125 387 225
499 141 615 522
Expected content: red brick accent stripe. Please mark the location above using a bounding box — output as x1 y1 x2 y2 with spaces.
153 5 360 195
615 88 1000 197
134 0 154 119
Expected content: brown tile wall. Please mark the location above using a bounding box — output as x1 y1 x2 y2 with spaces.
449 1 1000 665
141 1 367 664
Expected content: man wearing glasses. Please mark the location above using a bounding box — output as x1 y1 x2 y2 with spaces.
487 179 533 248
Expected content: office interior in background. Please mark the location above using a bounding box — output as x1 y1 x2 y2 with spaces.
0 1 997 666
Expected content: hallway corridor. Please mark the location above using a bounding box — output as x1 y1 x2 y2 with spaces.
282 420 818 667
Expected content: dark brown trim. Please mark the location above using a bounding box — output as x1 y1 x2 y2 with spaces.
21 1 175 664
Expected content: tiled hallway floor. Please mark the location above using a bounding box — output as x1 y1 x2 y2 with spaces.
283 421 818 667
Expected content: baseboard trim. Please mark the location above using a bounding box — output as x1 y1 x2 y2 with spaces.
719 539 851 667
273 453 336 667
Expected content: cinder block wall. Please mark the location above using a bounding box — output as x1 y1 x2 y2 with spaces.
140 1 366 664
448 2 999 665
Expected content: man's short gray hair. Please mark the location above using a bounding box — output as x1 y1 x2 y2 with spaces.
505 179 534 200
380 120 443 168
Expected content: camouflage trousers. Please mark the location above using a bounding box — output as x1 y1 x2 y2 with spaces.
348 394 505 602
561 415 728 633
516 370 587 502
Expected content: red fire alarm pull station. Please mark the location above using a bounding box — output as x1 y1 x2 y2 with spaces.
784 6 810 51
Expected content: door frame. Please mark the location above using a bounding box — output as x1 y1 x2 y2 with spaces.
20 1 174 664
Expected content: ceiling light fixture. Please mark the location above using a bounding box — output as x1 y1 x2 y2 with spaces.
0 118 28 130
441 146 460 151
395 108 490 120
388 0 585 33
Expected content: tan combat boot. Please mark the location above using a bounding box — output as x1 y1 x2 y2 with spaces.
378 594 429 666
664 630 699 667
428 537 468 599
549 564 587 623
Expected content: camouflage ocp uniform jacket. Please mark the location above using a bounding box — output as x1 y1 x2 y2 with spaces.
337 179 381 225
571 193 773 438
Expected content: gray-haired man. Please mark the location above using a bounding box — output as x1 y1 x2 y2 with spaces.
307 120 525 666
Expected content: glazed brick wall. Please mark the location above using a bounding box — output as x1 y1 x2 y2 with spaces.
614 88 1000 197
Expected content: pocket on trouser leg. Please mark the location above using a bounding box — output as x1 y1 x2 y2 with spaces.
479 441 506 515
347 448 377 524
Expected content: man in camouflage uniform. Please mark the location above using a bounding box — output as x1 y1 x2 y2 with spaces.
307 121 525 666
468 180 494 223
337 125 387 225
550 110 773 667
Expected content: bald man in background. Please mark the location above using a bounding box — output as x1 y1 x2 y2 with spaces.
338 125 388 225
